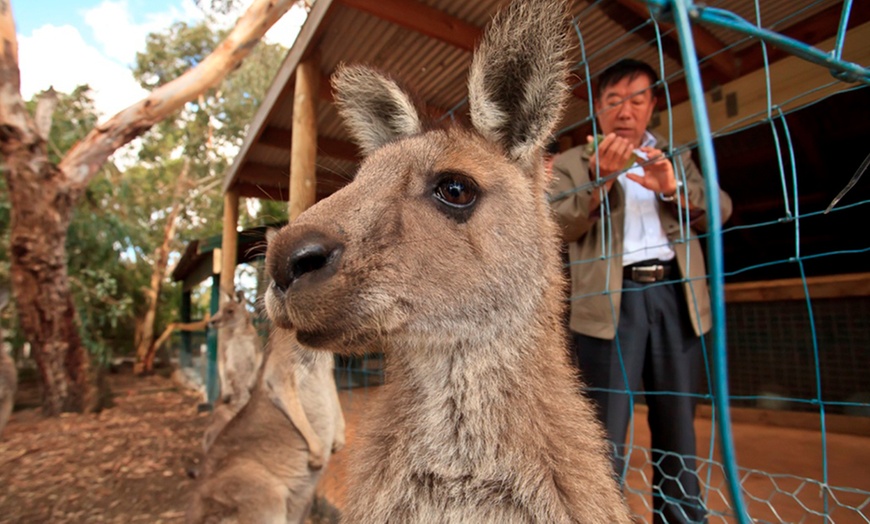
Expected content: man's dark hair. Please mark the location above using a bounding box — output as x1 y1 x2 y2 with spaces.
596 59 659 99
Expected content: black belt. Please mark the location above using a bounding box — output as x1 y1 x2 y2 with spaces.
623 259 676 283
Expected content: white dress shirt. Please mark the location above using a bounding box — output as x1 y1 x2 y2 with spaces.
618 131 675 266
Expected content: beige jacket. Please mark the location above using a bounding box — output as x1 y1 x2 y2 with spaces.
550 134 732 339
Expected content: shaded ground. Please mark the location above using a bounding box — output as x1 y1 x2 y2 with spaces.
0 370 209 524
3 371 868 523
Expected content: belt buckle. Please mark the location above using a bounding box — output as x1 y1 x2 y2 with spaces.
632 265 663 283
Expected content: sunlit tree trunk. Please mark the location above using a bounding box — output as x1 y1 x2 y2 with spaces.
0 0 300 414
133 161 190 375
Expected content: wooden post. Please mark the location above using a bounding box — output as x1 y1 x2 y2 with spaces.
289 55 320 221
220 189 240 296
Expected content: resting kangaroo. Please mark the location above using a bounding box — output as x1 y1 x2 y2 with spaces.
0 290 16 439
264 0 631 522
202 290 264 450
213 290 263 408
188 328 345 523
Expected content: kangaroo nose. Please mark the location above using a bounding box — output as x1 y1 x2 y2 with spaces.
269 230 344 292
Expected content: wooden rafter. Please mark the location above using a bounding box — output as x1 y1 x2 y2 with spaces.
338 0 481 52
571 1 870 141
259 126 362 163
615 0 738 80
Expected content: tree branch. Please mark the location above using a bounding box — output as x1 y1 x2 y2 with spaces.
59 0 299 188
34 87 59 141
0 0 35 145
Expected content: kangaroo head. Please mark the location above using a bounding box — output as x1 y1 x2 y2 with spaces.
266 0 571 354
209 290 251 330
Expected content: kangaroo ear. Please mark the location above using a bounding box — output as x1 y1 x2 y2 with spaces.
468 0 571 169
332 65 423 156
0 289 8 312
235 290 246 304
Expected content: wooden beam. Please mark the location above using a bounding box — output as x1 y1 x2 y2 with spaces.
236 182 288 201
725 273 870 303
338 0 481 52
237 162 289 188
259 126 362 163
627 3 870 127
290 56 320 221
222 0 338 194
219 190 240 297
736 2 870 75
235 180 345 202
615 0 738 80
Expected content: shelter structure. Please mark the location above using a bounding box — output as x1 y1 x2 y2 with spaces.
213 0 870 406
218 0 870 291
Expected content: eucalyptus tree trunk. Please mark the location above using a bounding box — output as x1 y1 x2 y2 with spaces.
0 0 300 414
2 141 98 414
134 161 190 375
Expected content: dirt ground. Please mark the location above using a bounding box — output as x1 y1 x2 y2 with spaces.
2 371 869 523
0 370 210 523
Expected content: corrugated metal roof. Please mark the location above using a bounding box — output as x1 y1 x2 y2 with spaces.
223 0 864 203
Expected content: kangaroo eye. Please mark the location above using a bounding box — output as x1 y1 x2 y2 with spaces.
433 174 478 208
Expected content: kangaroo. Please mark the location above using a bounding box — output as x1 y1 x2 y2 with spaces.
263 0 631 522
0 289 16 439
188 328 346 523
203 290 265 450
213 290 263 408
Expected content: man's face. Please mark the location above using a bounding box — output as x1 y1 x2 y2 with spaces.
595 74 657 148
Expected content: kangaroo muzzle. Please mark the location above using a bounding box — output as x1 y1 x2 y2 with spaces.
268 227 344 293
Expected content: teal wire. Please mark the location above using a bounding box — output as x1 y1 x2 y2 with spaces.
778 103 832 517
833 0 854 62
672 1 749 521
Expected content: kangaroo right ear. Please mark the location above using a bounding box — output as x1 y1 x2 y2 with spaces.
0 289 8 312
332 65 423 156
468 0 571 170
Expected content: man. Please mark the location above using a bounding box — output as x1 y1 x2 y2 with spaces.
550 59 732 523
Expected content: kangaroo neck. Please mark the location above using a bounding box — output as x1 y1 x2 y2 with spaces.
383 327 555 469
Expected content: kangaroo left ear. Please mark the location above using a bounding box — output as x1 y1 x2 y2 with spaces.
468 0 571 170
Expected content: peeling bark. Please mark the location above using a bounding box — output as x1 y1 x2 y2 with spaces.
2 140 97 414
0 0 300 414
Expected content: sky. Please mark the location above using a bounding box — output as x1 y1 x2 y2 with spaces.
14 0 308 120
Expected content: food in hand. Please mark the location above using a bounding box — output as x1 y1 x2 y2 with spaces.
585 134 638 171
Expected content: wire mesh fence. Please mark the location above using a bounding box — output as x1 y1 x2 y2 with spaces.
546 1 870 522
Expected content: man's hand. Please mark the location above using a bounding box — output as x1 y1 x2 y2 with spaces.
626 146 678 196
587 133 636 182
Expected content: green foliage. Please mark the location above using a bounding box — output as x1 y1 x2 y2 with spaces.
0 87 154 364
2 15 292 366
133 19 288 239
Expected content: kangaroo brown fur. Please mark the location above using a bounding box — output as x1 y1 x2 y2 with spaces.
263 0 631 522
188 328 345 523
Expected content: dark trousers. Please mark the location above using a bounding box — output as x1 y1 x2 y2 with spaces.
571 279 707 524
